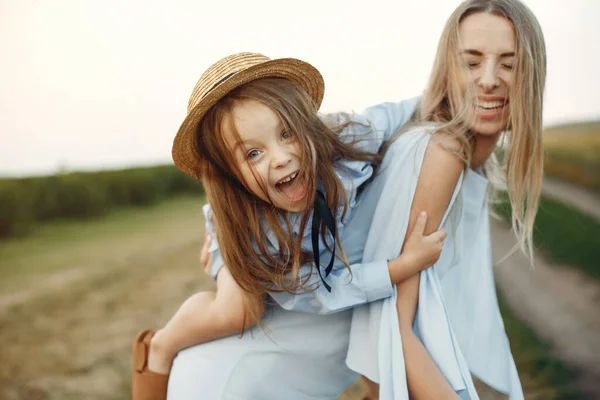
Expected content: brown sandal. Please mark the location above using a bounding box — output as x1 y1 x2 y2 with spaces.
132 330 170 400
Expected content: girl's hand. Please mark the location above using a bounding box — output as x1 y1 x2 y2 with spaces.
200 232 214 274
403 211 446 270
388 212 446 284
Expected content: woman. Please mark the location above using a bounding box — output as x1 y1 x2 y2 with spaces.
347 0 545 399
168 0 546 398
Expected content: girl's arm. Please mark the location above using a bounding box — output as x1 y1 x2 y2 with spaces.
363 97 421 143
340 97 420 155
268 216 444 315
147 267 265 374
202 194 445 316
396 134 464 399
200 205 445 316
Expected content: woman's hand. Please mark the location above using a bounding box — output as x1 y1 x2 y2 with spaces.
200 232 214 274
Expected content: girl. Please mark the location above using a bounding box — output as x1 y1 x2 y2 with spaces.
347 0 546 399
132 53 447 399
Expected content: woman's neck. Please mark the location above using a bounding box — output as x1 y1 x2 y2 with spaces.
470 132 502 170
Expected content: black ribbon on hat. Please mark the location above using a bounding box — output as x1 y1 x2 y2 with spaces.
311 190 336 292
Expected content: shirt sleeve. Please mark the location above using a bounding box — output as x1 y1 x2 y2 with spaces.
202 204 225 281
361 96 421 144
204 200 393 314
334 96 421 211
269 253 393 315
336 96 420 154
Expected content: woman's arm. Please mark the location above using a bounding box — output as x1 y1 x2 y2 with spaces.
148 267 265 374
397 133 464 399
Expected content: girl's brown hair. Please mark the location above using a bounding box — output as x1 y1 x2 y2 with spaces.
195 77 381 298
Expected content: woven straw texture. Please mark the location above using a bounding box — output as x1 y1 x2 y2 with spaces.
172 52 324 180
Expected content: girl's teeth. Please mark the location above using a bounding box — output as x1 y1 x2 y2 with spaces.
277 172 297 185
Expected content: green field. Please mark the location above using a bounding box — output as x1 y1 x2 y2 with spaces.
0 195 209 400
0 194 582 399
499 299 582 399
544 120 600 192
495 194 600 281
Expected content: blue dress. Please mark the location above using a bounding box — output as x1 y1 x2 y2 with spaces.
204 98 421 313
167 99 419 399
345 126 523 399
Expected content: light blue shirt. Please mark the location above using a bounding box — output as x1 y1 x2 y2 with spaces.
204 97 419 315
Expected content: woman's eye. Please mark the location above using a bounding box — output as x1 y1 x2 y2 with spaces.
502 64 514 70
247 150 260 159
466 61 479 69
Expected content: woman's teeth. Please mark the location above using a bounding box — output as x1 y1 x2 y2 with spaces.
277 172 298 186
475 100 507 110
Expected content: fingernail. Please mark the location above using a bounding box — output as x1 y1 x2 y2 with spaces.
420 212 426 217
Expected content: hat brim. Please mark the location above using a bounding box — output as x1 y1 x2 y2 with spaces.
172 58 325 180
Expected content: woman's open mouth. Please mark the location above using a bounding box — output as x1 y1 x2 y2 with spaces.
475 99 509 119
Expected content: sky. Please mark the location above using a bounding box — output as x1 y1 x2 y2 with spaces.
1 0 599 177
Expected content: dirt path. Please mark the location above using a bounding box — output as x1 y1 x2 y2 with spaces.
491 217 600 398
542 176 600 221
1 191 596 399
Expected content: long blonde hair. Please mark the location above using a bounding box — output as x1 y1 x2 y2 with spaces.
196 78 381 297
419 0 546 261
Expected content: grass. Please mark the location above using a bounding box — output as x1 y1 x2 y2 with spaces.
499 297 583 399
495 194 600 280
0 192 586 399
543 120 600 192
0 194 209 400
0 194 206 294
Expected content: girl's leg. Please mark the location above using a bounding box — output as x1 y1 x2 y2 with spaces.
360 376 380 400
168 306 358 400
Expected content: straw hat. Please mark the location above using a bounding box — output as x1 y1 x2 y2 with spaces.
172 52 325 180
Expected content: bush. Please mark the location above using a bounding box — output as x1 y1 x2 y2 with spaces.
0 180 34 238
544 151 600 192
543 121 600 192
0 165 204 239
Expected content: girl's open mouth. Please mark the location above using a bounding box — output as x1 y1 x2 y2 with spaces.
275 171 307 203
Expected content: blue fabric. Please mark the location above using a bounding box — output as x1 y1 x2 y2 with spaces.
346 126 523 399
203 97 420 314
168 307 358 399
170 121 522 399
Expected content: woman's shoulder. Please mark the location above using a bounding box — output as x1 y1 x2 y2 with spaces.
419 129 464 188
383 124 464 184
396 124 462 153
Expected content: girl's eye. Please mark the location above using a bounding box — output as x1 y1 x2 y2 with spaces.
502 64 514 70
281 130 292 140
247 149 260 159
466 61 479 69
